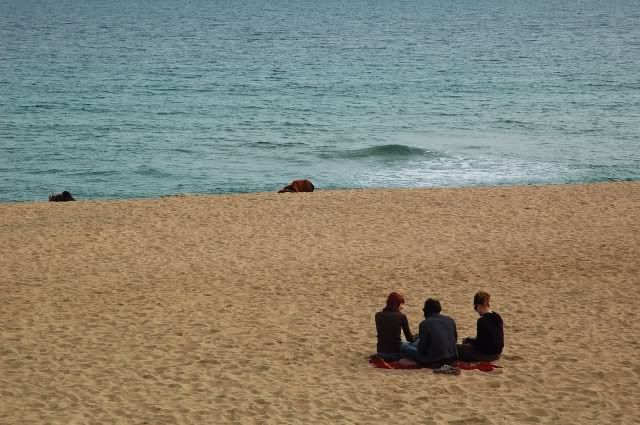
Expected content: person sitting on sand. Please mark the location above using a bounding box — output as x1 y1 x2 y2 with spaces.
400 298 458 367
48 191 76 202
374 292 415 361
457 291 504 362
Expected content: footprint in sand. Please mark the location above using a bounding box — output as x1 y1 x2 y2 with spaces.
501 354 524 361
197 358 221 365
447 416 491 425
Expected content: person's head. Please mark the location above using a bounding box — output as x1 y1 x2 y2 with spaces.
473 291 492 315
385 292 406 311
423 298 441 317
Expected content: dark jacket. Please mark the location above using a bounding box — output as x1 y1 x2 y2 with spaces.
470 312 504 355
375 308 414 353
417 313 458 363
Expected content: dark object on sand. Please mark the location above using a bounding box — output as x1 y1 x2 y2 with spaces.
48 191 76 202
278 179 315 193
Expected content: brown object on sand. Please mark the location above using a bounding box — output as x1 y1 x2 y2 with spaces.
278 179 315 193
48 191 76 202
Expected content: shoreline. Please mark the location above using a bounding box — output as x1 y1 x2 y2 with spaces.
1 181 639 424
3 178 639 205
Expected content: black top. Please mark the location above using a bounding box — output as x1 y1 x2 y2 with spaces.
375 308 414 353
470 312 504 355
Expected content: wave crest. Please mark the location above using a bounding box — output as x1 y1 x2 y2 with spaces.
328 144 444 160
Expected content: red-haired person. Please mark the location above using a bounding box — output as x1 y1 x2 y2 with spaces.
374 292 415 360
457 291 504 362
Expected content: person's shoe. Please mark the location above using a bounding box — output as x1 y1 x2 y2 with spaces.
433 364 460 375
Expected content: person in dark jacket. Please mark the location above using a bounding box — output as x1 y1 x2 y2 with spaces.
457 291 504 362
374 292 415 361
400 298 458 367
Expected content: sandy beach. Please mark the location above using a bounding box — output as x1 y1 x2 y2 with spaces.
1 182 639 424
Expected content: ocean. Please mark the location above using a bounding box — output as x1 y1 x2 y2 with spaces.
1 0 639 202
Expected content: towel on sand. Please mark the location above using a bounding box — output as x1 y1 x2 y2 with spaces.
368 355 501 372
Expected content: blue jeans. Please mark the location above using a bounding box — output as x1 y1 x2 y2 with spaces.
400 339 450 367
400 341 420 361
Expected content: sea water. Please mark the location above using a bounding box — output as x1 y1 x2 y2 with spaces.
1 0 639 201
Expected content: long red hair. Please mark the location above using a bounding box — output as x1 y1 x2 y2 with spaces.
385 292 405 310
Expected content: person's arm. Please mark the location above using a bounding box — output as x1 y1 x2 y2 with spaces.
401 315 414 343
417 321 430 353
469 317 484 348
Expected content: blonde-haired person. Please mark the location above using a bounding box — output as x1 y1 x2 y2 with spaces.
457 291 504 362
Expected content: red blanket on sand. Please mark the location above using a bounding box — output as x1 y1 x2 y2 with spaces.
368 356 501 372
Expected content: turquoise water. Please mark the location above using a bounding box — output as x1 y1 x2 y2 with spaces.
1 0 639 201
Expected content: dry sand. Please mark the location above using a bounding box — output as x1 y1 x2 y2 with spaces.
1 182 639 424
